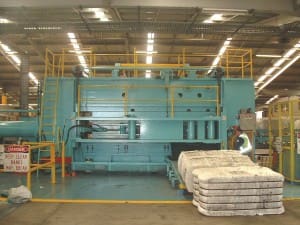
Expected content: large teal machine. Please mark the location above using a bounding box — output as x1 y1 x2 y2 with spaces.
0 63 255 177
38 65 255 173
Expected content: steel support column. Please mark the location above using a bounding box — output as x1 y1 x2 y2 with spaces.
20 54 29 117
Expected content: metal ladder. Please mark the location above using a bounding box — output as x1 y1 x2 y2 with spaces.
39 77 59 141
37 77 60 174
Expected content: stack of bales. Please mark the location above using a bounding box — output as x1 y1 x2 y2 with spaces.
178 150 284 216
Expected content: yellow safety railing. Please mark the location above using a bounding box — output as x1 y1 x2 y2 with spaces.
268 97 300 182
220 48 253 79
45 48 252 79
77 84 220 118
0 142 56 190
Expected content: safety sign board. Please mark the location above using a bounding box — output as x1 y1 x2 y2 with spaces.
4 145 30 172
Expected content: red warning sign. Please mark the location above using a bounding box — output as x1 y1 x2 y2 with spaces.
4 145 30 172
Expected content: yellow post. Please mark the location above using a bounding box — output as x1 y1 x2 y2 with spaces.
50 143 56 184
1 95 7 104
278 103 283 174
268 105 274 168
289 100 295 182
133 47 137 77
181 48 186 77
249 49 253 79
45 48 49 78
27 171 31 190
182 48 186 65
216 86 220 116
27 147 32 190
61 141 65 178
62 49 65 77
77 85 81 117
177 55 180 77
52 53 55 77
226 50 229 78
170 88 174 118
241 55 244 78
93 54 96 77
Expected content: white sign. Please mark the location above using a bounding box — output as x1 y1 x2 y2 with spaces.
4 145 30 172
0 145 4 166
297 132 300 155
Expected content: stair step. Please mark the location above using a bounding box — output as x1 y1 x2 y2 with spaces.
43 115 54 119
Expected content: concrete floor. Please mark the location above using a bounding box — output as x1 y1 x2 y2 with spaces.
0 200 300 225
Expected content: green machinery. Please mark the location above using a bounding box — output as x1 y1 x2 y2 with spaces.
267 97 300 182
0 49 256 186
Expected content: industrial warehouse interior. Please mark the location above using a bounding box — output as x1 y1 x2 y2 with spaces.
0 0 300 224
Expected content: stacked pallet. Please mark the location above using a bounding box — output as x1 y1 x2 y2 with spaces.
178 150 255 192
178 150 285 216
193 166 284 216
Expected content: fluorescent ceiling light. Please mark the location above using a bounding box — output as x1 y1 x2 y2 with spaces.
67 33 89 77
256 54 282 58
203 19 213 24
10 55 21 65
212 56 220 66
72 43 80 50
142 33 156 68
202 8 249 15
0 18 12 23
257 54 300 94
0 43 11 52
203 13 224 24
273 58 286 67
67 32 76 39
255 41 300 93
147 44 154 52
69 49 91 53
257 75 269 82
28 72 38 85
148 33 155 39
87 8 111 22
147 39 154 44
146 55 152 64
145 70 151 78
283 48 297 58
210 14 223 21
254 81 261 87
219 46 227 55
70 38 77 44
265 67 276 75
209 37 232 71
294 43 300 48
136 50 157 54
265 95 279 105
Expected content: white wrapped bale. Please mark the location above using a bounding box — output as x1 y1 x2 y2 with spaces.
197 187 283 196
196 193 282 204
183 155 255 192
198 201 283 211
197 206 285 216
194 166 284 184
195 181 283 190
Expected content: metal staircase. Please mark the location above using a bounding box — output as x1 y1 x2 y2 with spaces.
36 78 60 175
39 77 59 142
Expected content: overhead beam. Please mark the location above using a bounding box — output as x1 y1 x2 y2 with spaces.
2 22 300 36
0 0 297 13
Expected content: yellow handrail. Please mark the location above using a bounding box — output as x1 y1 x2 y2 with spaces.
0 142 56 190
45 48 253 79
